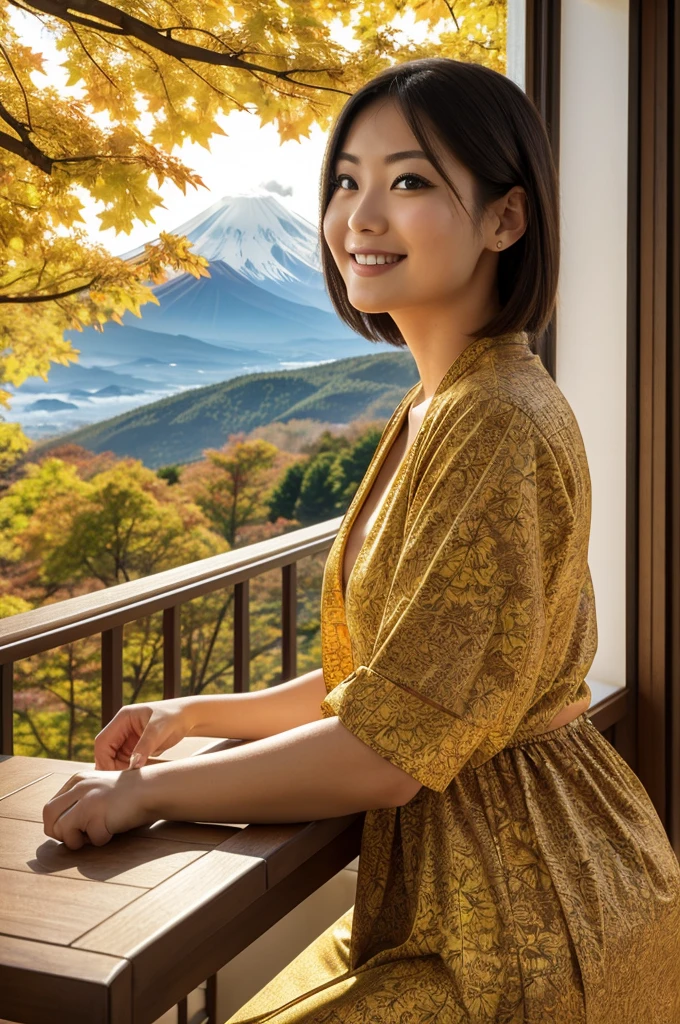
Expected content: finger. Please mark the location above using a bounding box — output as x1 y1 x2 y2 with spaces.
51 773 83 799
95 719 138 770
44 794 79 841
54 804 87 851
94 733 125 771
95 750 116 771
86 818 113 847
98 749 132 772
128 728 160 769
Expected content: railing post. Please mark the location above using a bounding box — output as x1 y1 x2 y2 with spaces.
0 662 13 756
205 973 217 1022
233 580 250 693
101 626 124 727
281 561 297 682
163 605 182 699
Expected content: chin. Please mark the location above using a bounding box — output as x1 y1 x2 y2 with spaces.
350 302 391 314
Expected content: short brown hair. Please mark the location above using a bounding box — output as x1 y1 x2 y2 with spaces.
318 57 559 350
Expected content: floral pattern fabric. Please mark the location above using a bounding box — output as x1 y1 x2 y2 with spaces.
225 331 680 1023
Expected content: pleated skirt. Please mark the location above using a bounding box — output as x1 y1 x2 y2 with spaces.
225 712 680 1024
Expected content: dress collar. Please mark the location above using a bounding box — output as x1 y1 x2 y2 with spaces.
320 329 531 690
407 329 531 407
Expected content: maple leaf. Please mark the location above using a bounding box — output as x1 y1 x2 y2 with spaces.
0 0 504 407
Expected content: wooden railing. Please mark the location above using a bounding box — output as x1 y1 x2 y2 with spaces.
0 508 630 755
0 516 343 756
0 508 630 753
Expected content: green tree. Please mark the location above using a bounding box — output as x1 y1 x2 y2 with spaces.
0 422 31 481
267 458 306 522
157 464 182 486
295 451 341 523
332 425 383 505
2 451 229 756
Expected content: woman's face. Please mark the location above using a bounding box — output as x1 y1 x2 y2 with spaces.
323 97 506 327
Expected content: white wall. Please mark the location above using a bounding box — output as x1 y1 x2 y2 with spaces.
557 0 629 691
507 0 527 90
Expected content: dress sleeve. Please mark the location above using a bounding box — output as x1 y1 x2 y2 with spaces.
319 397 549 793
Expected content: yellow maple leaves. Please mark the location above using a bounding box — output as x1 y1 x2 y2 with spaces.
0 0 505 422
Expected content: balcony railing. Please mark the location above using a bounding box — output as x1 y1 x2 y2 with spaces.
0 516 344 755
0 515 628 1022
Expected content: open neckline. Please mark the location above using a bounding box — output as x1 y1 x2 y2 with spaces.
337 329 530 604
341 389 419 602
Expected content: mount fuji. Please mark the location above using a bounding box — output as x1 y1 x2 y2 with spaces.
16 187 387 439
98 187 371 351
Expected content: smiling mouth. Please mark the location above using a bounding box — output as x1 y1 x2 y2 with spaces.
350 254 407 264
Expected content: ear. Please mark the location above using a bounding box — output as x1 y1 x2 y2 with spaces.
493 185 528 249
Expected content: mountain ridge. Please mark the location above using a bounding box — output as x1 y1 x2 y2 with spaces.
34 351 420 468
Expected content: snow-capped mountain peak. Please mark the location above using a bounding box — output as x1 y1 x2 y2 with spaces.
122 190 323 289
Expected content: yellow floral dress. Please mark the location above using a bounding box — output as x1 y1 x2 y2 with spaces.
226 331 680 1023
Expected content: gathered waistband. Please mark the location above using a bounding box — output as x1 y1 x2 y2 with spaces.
503 710 594 750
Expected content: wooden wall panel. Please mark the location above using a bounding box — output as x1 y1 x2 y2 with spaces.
629 0 680 849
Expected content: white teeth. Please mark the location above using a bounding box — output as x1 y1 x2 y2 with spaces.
353 253 405 265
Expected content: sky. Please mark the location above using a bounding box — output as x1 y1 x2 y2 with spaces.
10 5 450 255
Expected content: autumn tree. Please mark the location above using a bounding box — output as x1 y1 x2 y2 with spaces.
17 458 217 585
0 438 335 755
0 421 31 483
182 434 282 545
0 0 505 411
1 451 230 757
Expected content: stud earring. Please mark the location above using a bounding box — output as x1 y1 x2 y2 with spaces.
497 240 503 249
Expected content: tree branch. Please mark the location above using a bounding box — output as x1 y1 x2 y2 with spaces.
1 0 353 175
0 42 32 128
0 127 52 172
160 23 238 55
442 0 460 32
7 0 351 96
0 192 41 211
17 707 60 758
0 279 97 303
70 21 120 89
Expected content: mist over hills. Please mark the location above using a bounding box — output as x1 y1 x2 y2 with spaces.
39 351 420 469
14 189 388 440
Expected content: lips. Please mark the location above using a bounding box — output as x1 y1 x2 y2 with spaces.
350 254 407 262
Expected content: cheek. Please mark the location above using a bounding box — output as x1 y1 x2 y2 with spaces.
322 205 343 254
404 206 469 264
402 207 456 254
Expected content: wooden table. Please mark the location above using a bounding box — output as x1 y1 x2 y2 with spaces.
0 746 363 1024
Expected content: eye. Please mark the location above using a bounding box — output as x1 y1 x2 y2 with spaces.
330 172 431 192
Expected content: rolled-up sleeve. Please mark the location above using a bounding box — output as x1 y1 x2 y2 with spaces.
320 399 550 793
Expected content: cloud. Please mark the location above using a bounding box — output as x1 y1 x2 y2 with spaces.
261 180 293 197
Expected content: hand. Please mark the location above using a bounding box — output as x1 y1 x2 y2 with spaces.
94 697 194 771
42 767 152 850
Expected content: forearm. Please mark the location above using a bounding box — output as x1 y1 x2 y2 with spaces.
184 667 327 741
140 716 411 824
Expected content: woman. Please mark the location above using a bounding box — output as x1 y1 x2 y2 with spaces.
43 58 680 1022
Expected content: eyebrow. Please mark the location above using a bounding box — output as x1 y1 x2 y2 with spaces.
335 150 429 165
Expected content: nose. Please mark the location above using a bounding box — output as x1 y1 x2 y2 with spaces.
346 186 389 236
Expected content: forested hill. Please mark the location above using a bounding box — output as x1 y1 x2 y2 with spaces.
37 351 420 468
